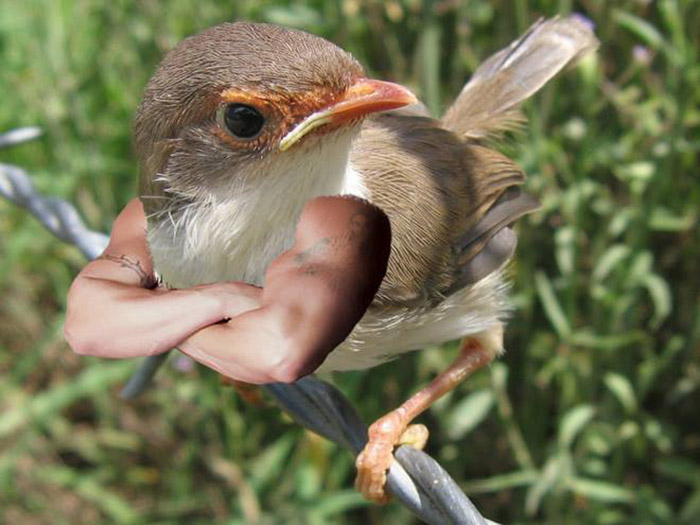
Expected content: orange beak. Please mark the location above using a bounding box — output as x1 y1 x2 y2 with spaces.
279 78 417 151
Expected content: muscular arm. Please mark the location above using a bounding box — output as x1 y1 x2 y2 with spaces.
179 196 391 383
65 196 391 383
64 198 261 358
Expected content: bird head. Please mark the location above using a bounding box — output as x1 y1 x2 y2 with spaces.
134 22 416 206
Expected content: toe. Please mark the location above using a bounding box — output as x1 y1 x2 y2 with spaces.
355 442 394 504
398 423 429 450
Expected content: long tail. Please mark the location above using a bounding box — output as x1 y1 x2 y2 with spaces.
441 15 599 139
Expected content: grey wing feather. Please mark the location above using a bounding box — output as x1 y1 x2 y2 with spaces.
450 188 541 290
441 15 599 138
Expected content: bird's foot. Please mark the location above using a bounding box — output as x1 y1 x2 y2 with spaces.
355 410 430 504
355 336 498 504
355 438 394 504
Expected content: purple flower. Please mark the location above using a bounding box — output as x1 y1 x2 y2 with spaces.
571 12 596 32
632 45 652 66
172 354 195 373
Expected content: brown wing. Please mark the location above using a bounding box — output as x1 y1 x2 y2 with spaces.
351 114 538 307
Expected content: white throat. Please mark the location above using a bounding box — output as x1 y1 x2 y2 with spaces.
148 131 369 288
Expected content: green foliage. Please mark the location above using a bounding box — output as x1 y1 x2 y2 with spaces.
1 0 697 523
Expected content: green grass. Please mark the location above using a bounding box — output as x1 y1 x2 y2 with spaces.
1 0 698 523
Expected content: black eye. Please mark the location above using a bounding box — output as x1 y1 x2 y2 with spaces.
223 104 265 139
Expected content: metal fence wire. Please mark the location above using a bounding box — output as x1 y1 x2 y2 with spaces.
1 127 497 525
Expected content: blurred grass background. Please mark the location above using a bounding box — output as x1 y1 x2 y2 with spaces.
0 0 697 523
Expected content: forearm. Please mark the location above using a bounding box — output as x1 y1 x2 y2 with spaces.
178 306 300 384
65 278 227 358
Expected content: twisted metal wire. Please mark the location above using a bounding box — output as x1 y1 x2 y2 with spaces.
0 128 109 259
1 127 496 525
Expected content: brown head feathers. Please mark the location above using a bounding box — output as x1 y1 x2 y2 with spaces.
134 22 363 183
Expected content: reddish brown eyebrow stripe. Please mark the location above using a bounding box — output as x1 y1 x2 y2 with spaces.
216 86 352 149
219 87 342 118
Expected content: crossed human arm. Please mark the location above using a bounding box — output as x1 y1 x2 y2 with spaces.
64 196 390 384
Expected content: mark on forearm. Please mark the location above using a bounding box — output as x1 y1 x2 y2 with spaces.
98 252 159 289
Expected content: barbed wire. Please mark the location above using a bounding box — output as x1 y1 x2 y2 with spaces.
0 128 109 259
1 127 497 525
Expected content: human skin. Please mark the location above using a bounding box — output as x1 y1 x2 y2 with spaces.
64 196 391 384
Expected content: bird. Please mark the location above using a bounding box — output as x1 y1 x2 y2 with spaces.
134 17 598 503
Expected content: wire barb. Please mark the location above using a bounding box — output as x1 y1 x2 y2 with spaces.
1 127 496 525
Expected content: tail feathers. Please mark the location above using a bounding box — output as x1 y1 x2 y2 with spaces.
441 15 599 139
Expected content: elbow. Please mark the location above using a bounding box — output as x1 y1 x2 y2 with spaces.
64 283 95 356
255 305 333 384
64 322 97 356
267 362 309 384
265 340 325 384
63 308 106 357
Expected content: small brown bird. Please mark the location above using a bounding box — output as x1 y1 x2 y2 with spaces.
135 18 598 502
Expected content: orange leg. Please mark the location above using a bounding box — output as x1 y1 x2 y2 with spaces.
355 336 498 503
221 376 265 406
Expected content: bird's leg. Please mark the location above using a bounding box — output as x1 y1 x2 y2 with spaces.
221 376 265 406
355 329 502 504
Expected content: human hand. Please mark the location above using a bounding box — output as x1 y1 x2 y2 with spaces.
190 281 263 320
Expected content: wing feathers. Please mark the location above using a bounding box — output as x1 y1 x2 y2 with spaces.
449 187 540 290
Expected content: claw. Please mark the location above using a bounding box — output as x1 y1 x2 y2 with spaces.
355 439 394 504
